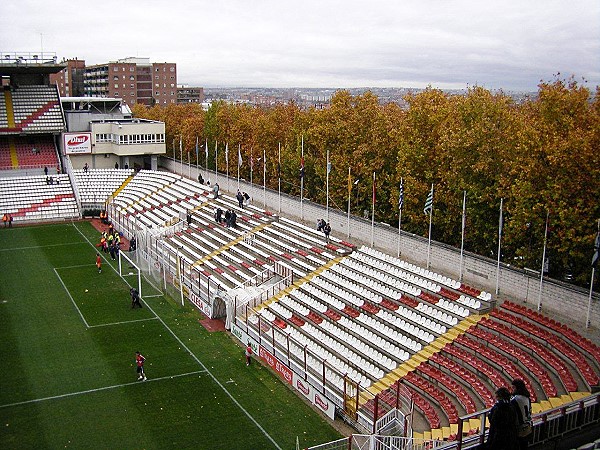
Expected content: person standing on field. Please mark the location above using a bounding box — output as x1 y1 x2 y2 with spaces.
245 342 253 366
130 287 142 309
96 253 102 273
135 351 147 381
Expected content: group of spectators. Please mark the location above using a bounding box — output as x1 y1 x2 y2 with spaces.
2 213 13 228
316 218 332 242
214 207 237 228
236 190 250 208
98 228 123 261
43 165 61 185
484 379 533 450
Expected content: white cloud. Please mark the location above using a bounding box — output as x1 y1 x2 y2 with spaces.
1 0 598 90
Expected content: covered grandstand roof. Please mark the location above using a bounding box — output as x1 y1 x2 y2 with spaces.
61 97 132 115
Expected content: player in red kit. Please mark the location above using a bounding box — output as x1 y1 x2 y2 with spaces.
96 253 102 273
135 351 147 381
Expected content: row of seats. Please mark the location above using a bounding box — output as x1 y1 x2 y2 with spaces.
491 309 599 386
73 169 134 205
1 86 65 133
468 325 557 398
502 301 600 366
360 245 491 302
480 317 578 392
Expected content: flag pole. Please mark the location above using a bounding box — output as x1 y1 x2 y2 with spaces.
426 183 433 270
214 141 218 184
586 218 600 328
347 166 351 238
300 135 304 221
278 143 281 213
537 210 550 312
179 136 183 176
204 139 208 181
250 147 253 187
263 148 266 209
225 143 229 192
370 171 375 247
397 178 404 258
237 143 241 190
495 197 503 295
588 266 597 329
459 190 467 281
195 136 199 177
188 151 191 178
326 148 330 223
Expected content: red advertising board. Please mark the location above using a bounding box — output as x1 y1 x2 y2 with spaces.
259 347 293 385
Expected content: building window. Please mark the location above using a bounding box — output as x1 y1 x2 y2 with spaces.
130 76 135 80
130 92 135 96
170 67 175 72
114 83 119 88
113 76 119 80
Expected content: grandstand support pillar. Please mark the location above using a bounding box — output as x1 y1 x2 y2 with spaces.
372 395 379 434
161 241 167 291
177 248 184 306
303 345 308 379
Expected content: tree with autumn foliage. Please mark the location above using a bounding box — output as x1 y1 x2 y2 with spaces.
131 76 600 285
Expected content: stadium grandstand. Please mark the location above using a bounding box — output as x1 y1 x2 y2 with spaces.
1 53 599 450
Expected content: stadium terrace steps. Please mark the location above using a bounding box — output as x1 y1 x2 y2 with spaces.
0 174 78 221
0 85 65 133
100 169 600 437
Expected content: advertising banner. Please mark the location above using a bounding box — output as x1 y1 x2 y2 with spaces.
259 347 293 385
63 132 92 154
188 290 212 318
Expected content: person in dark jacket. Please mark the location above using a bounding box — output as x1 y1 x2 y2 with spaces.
486 387 519 450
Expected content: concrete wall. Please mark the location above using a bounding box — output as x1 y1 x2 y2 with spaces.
162 158 600 336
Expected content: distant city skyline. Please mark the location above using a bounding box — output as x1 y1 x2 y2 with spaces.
2 0 599 91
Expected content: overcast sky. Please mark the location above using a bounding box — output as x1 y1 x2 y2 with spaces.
2 0 599 91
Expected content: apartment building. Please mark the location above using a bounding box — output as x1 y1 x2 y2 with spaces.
50 58 86 97
83 57 177 106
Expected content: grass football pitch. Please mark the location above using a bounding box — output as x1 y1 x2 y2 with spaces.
0 222 343 449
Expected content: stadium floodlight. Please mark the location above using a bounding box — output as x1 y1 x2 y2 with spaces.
118 250 142 299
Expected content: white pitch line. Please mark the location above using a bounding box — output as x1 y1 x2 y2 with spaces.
71 223 282 449
140 288 283 450
0 371 205 409
88 317 159 328
55 263 97 270
53 267 90 329
0 241 87 252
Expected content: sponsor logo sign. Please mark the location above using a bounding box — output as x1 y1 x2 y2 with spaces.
314 392 333 418
259 347 293 385
188 290 212 318
63 132 92 154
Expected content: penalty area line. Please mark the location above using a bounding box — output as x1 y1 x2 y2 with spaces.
54 267 90 329
88 317 159 328
0 370 205 409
